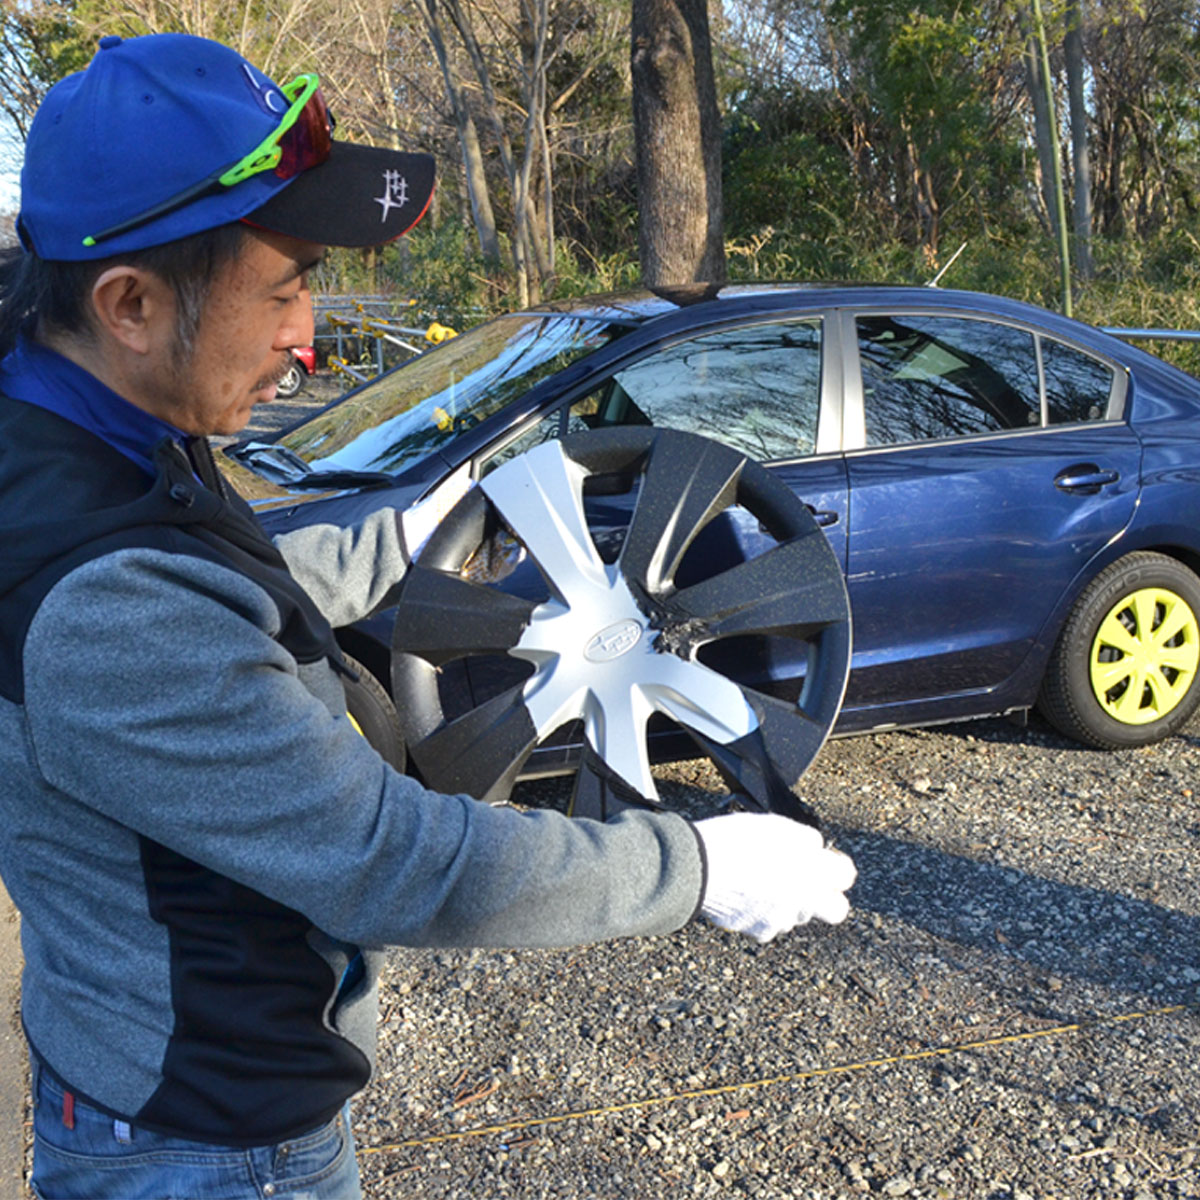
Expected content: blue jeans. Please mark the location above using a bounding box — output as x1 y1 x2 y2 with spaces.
30 1060 363 1199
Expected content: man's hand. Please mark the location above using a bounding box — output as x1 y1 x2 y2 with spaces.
695 812 856 943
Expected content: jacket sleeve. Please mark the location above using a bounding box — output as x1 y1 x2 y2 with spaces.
272 508 411 628
23 547 704 949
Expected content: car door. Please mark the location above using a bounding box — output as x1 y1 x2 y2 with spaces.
480 315 849 562
838 307 1141 721
474 315 850 701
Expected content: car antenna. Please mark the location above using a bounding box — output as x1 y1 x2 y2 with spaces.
926 241 967 287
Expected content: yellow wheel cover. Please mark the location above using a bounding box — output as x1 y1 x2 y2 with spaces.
348 712 365 738
1089 586 1200 724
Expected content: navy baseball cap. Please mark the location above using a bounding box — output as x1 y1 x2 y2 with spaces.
18 33 435 261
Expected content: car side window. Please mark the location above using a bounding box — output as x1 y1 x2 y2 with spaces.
1041 337 1115 424
481 320 823 472
858 315 1041 446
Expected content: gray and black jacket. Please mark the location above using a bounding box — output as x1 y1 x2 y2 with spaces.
0 391 704 1147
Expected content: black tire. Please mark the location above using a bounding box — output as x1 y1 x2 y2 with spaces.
341 652 406 771
1038 551 1200 748
275 360 304 399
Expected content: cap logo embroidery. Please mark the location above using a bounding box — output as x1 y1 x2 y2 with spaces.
374 170 409 222
240 63 288 116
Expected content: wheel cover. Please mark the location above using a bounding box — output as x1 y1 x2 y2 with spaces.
391 427 851 820
1089 585 1200 725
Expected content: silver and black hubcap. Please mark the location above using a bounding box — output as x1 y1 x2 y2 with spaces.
392 427 851 821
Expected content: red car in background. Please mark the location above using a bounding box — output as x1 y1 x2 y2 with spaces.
276 346 316 398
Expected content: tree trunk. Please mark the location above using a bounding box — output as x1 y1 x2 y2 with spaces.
1063 0 1093 278
511 0 549 304
442 0 552 293
1023 29 1057 239
904 128 939 259
631 0 726 286
541 108 556 274
416 0 503 262
458 110 503 263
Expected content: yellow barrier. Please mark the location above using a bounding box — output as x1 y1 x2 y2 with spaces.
319 305 457 387
425 321 457 344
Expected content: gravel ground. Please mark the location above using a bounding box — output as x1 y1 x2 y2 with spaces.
239 375 343 437
247 383 1199 1199
348 719 1199 1200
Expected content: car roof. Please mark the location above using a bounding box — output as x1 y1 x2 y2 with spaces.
501 282 1200 409
521 283 853 323
515 282 1200 387
518 282 1098 340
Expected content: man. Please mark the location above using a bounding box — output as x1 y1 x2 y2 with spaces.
0 33 856 1199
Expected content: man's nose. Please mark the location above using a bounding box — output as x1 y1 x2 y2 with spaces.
277 294 315 351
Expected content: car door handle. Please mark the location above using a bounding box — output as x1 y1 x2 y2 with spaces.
760 507 839 534
1054 464 1120 494
806 506 840 527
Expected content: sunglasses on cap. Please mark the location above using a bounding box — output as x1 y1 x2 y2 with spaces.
82 73 333 248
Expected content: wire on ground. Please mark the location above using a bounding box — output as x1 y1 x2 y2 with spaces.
359 1000 1196 1155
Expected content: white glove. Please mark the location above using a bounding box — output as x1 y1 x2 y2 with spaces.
399 464 473 561
695 812 857 943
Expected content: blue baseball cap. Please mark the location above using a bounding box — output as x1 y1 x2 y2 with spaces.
18 33 435 261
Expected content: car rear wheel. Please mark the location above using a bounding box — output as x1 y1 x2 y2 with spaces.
341 651 406 771
391 427 851 821
275 359 304 399
1038 552 1200 748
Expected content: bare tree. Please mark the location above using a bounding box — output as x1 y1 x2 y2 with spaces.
1063 0 1092 277
631 0 725 285
1087 0 1200 237
0 18 38 139
438 0 554 296
411 0 619 303
508 0 553 293
414 0 505 266
0 0 73 139
1022 17 1058 241
73 0 328 77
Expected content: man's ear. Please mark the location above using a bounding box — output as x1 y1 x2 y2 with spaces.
89 267 174 356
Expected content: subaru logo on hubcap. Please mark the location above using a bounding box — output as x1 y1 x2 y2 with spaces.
585 619 643 662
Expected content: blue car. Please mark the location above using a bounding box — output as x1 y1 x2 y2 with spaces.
222 284 1200 816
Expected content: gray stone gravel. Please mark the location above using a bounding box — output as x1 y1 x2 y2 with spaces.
351 718 1199 1200
241 388 1199 1199
241 372 344 437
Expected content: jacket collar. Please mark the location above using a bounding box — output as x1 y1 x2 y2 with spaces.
0 332 189 477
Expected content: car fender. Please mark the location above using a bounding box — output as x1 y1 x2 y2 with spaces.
1016 508 1200 706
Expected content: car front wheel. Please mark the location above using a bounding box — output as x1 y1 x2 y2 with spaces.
1038 551 1200 748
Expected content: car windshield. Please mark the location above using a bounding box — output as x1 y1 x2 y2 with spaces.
272 313 621 476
